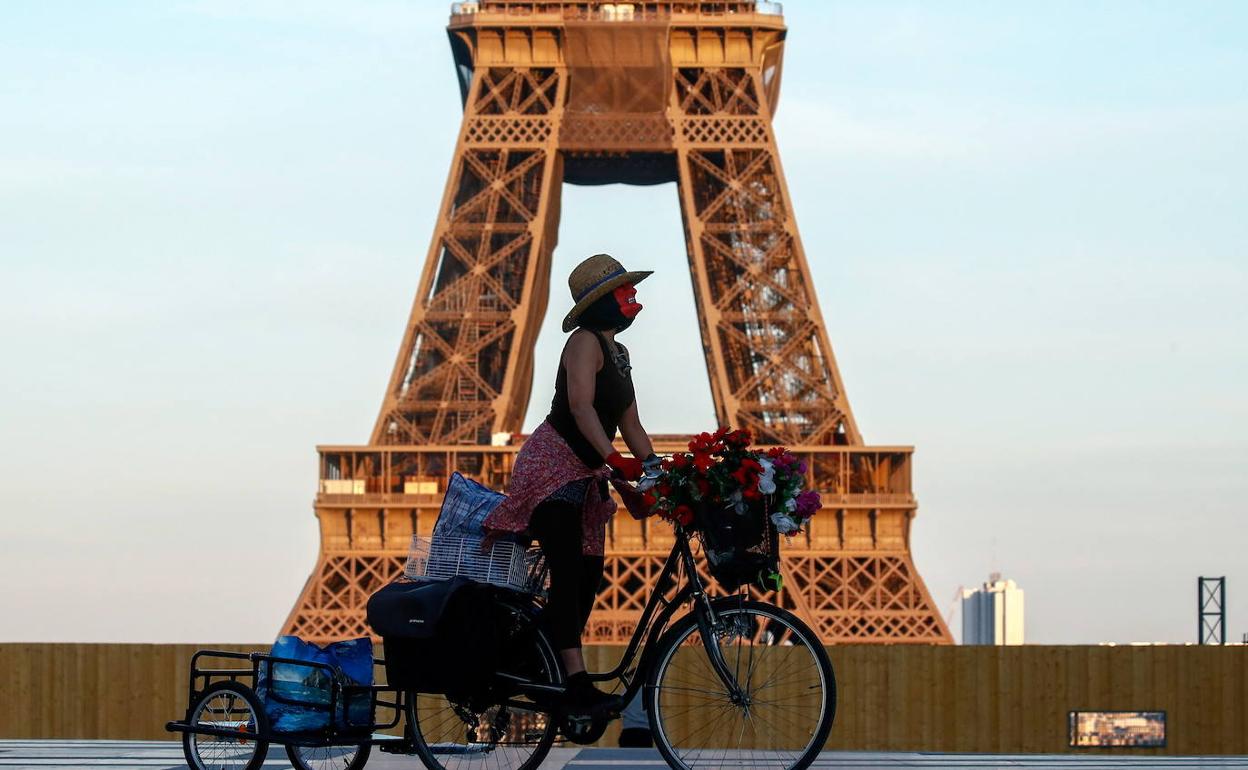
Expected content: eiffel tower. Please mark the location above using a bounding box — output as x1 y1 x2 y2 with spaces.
283 0 951 645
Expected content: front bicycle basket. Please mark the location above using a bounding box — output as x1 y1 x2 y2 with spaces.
693 503 781 592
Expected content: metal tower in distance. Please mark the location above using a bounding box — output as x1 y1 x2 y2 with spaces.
1199 576 1226 645
283 1 952 645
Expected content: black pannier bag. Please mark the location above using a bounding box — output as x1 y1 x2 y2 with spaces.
366 576 504 699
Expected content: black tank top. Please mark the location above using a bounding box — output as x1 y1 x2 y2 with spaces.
547 330 636 469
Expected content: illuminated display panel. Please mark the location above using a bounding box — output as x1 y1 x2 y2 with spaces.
1068 711 1166 748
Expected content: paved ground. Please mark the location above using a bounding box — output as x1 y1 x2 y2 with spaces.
3 741 1248 769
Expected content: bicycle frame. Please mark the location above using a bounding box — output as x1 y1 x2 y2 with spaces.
505 526 745 708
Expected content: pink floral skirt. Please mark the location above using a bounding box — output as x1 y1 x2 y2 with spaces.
482 421 616 556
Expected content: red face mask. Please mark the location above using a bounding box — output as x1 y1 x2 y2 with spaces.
613 284 642 319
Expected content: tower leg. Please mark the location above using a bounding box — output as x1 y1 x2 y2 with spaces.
671 66 951 643
371 67 566 446
285 67 566 640
673 66 858 447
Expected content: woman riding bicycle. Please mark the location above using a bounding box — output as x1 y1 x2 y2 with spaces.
482 253 656 715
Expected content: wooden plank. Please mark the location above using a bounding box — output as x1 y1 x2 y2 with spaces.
826 645 853 749
884 645 910 750
932 645 954 752
1044 645 1067 753
836 645 863 750
41 643 58 738
1158 644 1180 753
862 644 884 750
1241 644 1248 754
996 645 1020 752
906 644 928 751
4 645 32 736
977 644 998 750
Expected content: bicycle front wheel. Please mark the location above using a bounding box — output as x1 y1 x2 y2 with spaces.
646 599 836 770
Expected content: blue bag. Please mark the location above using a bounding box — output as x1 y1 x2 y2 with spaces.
426 473 517 580
432 472 507 539
258 636 373 734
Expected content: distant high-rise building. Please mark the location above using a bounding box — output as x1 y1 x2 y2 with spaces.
961 573 1025 645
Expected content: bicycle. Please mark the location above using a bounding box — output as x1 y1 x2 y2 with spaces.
404 513 838 770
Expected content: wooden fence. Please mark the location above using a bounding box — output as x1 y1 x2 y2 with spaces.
1 644 1244 754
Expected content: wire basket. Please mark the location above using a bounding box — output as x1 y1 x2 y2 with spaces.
405 535 546 595
692 501 782 592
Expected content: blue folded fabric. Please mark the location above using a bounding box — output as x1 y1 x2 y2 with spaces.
258 636 373 733
431 472 507 540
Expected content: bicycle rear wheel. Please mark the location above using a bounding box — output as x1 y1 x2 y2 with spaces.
406 624 560 770
181 681 269 770
285 741 370 770
646 599 836 770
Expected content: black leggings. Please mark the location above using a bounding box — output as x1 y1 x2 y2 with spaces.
529 499 605 650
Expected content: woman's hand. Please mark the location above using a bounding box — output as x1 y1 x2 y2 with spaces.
612 477 655 520
605 451 644 481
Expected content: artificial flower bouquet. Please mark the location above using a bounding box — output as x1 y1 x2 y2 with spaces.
638 426 823 537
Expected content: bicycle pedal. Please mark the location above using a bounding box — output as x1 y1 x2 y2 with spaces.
561 711 609 745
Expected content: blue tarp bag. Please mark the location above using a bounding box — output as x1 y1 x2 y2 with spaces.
432 472 507 539
427 472 514 579
258 636 373 734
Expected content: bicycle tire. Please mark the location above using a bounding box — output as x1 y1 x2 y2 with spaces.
285 740 371 770
645 599 836 770
406 622 560 770
181 680 269 770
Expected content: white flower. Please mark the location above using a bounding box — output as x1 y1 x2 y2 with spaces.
757 457 777 494
785 497 797 512
770 512 800 535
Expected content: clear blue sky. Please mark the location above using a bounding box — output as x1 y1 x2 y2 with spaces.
2 1 1245 644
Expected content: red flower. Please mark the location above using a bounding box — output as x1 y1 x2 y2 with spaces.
767 445 788 459
642 491 658 508
724 428 753 449
689 430 728 455
692 451 715 472
731 458 763 488
657 482 672 498
671 453 691 470
673 504 694 527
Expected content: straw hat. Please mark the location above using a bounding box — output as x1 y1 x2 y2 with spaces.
561 254 653 332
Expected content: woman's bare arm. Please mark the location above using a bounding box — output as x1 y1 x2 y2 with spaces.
564 331 617 463
617 401 654 460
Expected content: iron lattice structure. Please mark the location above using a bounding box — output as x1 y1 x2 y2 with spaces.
1198 576 1226 645
283 1 952 645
